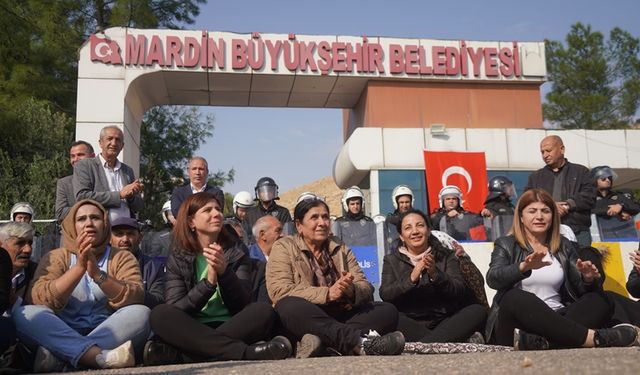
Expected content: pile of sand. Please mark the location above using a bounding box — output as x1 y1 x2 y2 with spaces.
278 176 344 217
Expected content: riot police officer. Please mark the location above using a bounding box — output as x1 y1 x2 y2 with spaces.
481 176 516 218
243 177 292 244
592 166 640 221
336 186 372 223
386 185 414 227
430 185 484 241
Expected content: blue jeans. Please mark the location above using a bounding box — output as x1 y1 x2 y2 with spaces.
14 304 150 367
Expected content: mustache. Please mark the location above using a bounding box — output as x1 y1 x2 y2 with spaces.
16 253 31 260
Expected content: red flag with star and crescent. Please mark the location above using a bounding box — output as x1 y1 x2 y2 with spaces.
424 151 488 214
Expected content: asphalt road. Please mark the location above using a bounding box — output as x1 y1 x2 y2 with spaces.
55 347 640 375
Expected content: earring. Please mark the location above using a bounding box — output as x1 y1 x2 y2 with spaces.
190 227 195 232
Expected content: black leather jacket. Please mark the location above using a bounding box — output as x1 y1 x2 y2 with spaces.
627 268 640 298
485 235 600 340
164 233 252 316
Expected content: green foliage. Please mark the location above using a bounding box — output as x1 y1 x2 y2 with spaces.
0 99 73 219
139 106 234 229
544 23 640 129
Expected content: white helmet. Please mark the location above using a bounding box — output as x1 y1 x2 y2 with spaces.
10 202 35 222
297 191 324 204
233 191 254 213
438 185 462 208
391 185 414 210
341 186 365 213
161 200 172 224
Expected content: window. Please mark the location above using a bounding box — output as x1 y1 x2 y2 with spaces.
378 170 428 215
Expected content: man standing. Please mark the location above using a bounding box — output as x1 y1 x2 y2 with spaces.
170 156 224 218
386 185 414 227
55 141 95 223
248 216 284 262
110 217 165 309
336 186 373 223
73 126 144 221
243 177 292 242
525 135 595 246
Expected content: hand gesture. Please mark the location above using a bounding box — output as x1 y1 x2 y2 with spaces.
620 211 632 221
607 204 623 217
452 241 466 257
447 209 460 218
480 208 493 218
556 202 569 217
328 272 354 302
576 259 601 282
520 251 551 272
204 242 226 285
629 251 640 272
120 180 144 199
75 230 94 270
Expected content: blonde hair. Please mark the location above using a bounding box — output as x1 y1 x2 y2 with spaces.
512 188 561 253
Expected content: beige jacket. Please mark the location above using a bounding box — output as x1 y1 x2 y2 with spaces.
266 234 373 306
28 199 144 311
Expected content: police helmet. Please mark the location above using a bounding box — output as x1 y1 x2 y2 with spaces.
591 166 618 181
391 185 414 210
487 176 515 200
161 200 172 224
255 177 279 202
341 186 365 213
297 192 324 204
10 202 35 222
233 191 254 213
438 185 462 208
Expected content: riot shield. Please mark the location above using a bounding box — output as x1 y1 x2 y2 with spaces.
282 222 297 237
596 216 638 241
485 214 514 241
335 220 380 285
439 213 487 242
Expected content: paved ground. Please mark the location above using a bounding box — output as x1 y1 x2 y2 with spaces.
52 347 640 375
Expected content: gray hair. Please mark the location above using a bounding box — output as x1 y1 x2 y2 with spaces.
0 222 35 243
99 125 123 140
252 215 277 239
188 156 209 170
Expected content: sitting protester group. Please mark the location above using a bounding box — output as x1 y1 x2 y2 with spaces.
2 183 640 372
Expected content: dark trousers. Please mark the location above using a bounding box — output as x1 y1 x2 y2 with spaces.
0 316 16 354
495 288 611 348
398 304 487 343
275 296 398 355
150 302 277 360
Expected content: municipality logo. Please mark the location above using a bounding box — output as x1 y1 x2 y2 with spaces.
90 34 123 65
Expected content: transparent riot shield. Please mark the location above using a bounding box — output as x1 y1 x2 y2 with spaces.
335 220 380 285
282 221 297 237
485 214 514 242
596 215 638 241
438 213 487 242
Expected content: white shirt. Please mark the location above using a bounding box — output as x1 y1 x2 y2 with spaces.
519 252 565 311
99 153 130 221
191 183 207 194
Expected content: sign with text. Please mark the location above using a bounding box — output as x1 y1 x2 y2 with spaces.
424 151 488 213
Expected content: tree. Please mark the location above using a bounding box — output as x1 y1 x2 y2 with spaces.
139 106 234 228
544 23 640 129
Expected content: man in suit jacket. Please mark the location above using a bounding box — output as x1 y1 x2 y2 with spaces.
170 156 224 217
55 140 95 223
73 125 144 221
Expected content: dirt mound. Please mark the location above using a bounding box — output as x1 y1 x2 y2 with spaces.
278 176 343 218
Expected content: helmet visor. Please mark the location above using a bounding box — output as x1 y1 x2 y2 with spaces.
257 185 276 202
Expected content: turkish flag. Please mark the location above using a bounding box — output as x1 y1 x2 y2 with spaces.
90 34 123 65
423 151 488 214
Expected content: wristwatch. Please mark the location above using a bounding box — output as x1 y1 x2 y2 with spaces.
93 270 108 286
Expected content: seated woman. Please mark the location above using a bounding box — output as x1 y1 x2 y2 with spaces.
13 200 150 372
379 209 487 343
486 188 639 350
267 197 404 358
147 192 290 364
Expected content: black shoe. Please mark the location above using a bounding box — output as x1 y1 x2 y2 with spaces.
513 328 549 351
245 336 292 360
295 334 324 359
143 340 182 366
32 346 65 373
361 331 405 356
594 324 640 348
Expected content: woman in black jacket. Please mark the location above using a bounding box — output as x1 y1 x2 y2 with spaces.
147 192 290 364
379 209 486 343
486 188 639 350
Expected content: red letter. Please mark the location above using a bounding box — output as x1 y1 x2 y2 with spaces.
165 36 183 67
317 41 332 74
467 47 483 77
265 40 282 71
418 46 432 74
126 35 146 65
299 41 317 72
445 47 460 76
145 35 166 66
513 42 521 77
232 39 247 69
332 42 347 72
404 45 419 74
283 41 299 71
344 42 363 73
459 41 468 76
499 47 513 77
248 39 265 70
432 46 446 75
389 44 404 74
184 37 200 67
484 47 499 77
369 44 384 73
207 38 225 69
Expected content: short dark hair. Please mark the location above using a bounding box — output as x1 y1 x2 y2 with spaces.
294 198 329 223
71 140 94 154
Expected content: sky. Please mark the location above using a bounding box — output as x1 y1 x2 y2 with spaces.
189 0 640 195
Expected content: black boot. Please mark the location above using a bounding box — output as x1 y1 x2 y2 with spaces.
244 336 292 360
594 324 640 347
513 328 549 351
143 339 183 366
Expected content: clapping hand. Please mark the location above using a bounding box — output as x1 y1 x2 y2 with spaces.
520 251 551 272
328 272 354 302
204 242 226 286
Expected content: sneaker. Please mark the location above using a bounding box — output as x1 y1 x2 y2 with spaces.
513 328 549 351
295 334 324 359
143 339 182 366
244 337 292 360
96 340 135 369
467 331 485 345
360 330 405 356
32 346 64 373
594 324 640 348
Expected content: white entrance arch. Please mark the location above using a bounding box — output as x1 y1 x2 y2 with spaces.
76 27 546 177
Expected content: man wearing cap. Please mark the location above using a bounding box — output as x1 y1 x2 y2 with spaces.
170 156 224 218
110 217 165 309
